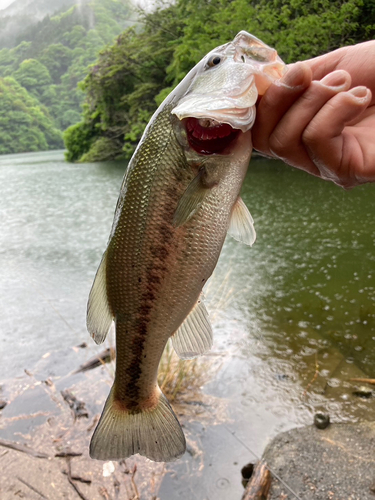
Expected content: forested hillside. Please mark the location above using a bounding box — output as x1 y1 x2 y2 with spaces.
0 0 77 48
0 0 134 154
64 0 375 163
0 77 62 154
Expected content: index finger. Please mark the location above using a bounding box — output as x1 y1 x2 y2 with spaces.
305 41 375 96
304 47 346 80
252 62 312 155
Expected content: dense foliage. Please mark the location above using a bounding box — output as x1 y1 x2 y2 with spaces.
0 0 77 48
65 6 185 162
65 0 375 163
0 0 133 154
0 77 62 154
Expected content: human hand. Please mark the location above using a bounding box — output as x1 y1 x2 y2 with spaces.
252 41 375 188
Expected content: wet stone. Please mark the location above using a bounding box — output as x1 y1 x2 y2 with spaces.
262 422 375 499
313 412 330 430
352 386 373 399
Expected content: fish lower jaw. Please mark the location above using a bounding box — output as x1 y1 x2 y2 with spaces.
185 116 240 155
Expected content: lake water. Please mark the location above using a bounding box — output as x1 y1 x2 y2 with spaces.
1 150 375 499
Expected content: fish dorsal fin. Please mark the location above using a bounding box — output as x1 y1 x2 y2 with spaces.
228 197 256 246
172 294 213 359
87 250 113 345
173 171 209 227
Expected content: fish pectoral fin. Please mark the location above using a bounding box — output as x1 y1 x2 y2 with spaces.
172 294 213 359
90 385 186 462
173 171 210 227
87 250 113 345
227 197 256 246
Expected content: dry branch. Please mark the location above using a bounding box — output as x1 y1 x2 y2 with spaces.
17 476 48 499
62 470 92 484
55 451 83 458
241 460 271 500
0 438 50 459
65 457 91 500
61 389 89 420
73 348 113 373
349 378 375 385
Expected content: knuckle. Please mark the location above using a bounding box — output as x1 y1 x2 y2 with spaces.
269 132 290 157
302 123 321 146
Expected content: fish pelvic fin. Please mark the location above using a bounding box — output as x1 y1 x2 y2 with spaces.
172 293 213 359
87 250 113 345
89 385 186 462
227 196 256 246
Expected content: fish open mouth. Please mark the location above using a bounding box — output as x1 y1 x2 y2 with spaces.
185 117 240 155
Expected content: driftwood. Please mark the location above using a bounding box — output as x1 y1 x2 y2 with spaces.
241 460 271 500
73 348 114 374
0 438 50 459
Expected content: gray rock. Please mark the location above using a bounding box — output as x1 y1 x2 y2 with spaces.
263 422 375 499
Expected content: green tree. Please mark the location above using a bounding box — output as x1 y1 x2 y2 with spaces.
13 58 52 99
65 0 375 162
64 2 185 161
0 0 134 154
39 43 73 83
0 77 63 154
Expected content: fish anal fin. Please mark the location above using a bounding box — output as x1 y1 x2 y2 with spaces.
172 295 213 359
87 250 113 345
90 385 186 462
228 197 256 246
173 170 210 227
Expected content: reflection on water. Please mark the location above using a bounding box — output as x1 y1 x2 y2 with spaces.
217 161 375 372
1 151 375 499
0 151 125 376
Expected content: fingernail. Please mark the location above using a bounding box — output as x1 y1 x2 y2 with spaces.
349 86 369 99
320 70 350 90
280 63 308 88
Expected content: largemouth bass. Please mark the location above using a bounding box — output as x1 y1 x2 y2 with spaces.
87 31 284 462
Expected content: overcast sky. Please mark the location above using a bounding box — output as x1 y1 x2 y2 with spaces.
0 0 15 10
0 0 159 11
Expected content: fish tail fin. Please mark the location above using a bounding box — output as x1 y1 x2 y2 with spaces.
90 385 186 462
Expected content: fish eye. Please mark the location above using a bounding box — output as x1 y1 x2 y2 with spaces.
207 55 222 68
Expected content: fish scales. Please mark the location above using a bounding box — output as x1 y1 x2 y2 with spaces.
108 104 245 406
87 31 285 462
